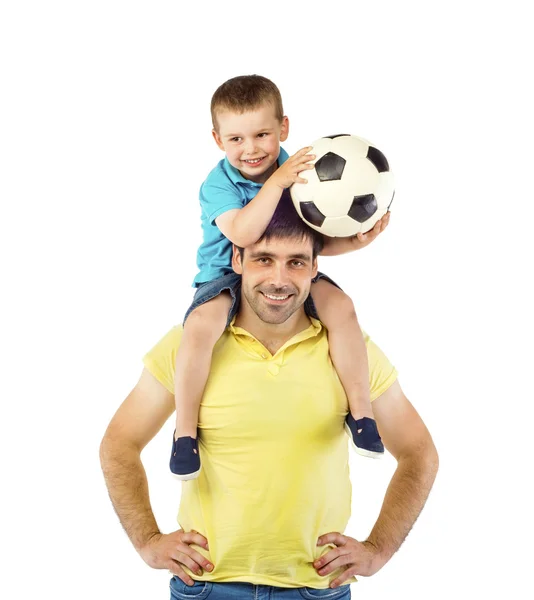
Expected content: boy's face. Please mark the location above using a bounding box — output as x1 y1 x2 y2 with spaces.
212 103 289 184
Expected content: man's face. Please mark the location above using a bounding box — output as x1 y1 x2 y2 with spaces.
232 236 318 324
212 103 289 184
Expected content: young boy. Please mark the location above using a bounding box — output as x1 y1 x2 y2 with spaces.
171 75 389 480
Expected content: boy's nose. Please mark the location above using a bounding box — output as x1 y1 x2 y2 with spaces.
244 140 257 154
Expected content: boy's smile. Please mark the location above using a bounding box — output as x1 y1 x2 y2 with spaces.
212 103 289 184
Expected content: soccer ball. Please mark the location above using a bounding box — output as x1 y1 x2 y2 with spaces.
289 134 395 237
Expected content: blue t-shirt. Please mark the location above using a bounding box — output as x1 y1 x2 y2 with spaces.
193 147 289 286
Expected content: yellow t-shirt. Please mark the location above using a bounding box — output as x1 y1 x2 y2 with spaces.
143 318 397 588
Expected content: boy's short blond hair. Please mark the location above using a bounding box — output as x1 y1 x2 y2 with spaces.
210 75 284 131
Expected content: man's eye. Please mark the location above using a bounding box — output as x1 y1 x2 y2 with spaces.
258 258 271 264
292 261 304 267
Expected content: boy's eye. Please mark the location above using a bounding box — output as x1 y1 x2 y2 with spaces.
230 137 241 142
257 132 268 138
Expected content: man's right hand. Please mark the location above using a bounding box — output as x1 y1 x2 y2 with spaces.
139 529 214 586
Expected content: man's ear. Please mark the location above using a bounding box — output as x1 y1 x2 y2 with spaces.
212 129 225 151
232 245 243 274
311 257 318 280
280 116 289 142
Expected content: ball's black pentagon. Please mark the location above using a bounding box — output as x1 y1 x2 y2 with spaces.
348 194 378 223
300 201 326 227
325 134 351 139
315 152 346 182
387 190 395 210
366 146 389 173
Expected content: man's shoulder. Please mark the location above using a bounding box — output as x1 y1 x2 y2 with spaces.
144 324 184 358
142 324 184 394
143 324 238 393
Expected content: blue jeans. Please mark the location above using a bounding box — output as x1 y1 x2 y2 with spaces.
169 579 351 599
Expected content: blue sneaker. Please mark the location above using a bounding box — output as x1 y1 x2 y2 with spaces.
344 415 384 458
170 434 201 480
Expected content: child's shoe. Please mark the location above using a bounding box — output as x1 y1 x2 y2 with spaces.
344 415 384 458
170 434 201 480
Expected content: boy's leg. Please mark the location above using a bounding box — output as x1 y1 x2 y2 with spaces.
174 292 232 438
310 278 383 457
171 292 233 479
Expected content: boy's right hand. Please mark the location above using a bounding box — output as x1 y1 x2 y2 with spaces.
140 529 213 586
268 146 316 189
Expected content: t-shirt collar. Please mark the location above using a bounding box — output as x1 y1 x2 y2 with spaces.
228 314 323 353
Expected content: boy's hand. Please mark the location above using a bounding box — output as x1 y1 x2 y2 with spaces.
268 146 316 189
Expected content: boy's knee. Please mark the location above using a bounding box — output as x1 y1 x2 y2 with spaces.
335 291 358 321
185 294 232 334
318 287 357 324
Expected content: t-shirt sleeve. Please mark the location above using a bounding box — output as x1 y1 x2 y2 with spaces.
364 333 398 401
142 326 397 401
142 326 184 394
200 176 243 226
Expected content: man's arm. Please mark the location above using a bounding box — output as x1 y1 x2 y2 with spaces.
314 379 439 586
365 379 439 563
99 368 174 552
99 368 213 584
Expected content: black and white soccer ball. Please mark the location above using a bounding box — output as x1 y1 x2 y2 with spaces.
290 134 395 237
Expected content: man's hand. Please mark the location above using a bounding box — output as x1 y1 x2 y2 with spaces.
314 532 387 588
352 211 391 249
139 529 214 586
320 211 391 256
268 146 316 189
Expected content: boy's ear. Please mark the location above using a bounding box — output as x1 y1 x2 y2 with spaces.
212 129 225 151
280 116 289 142
232 245 243 274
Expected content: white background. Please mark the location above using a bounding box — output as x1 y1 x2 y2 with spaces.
1 1 533 598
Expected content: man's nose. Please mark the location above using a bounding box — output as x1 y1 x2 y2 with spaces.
269 263 290 288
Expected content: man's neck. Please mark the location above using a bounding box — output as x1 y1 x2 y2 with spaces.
234 305 311 355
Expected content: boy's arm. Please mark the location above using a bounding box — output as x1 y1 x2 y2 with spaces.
216 147 314 247
215 182 283 248
319 212 390 256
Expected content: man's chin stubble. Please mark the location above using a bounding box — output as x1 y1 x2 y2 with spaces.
256 301 299 325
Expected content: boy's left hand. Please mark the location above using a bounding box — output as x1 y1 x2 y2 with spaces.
352 211 390 250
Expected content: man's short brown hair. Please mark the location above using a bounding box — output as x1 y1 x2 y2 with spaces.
211 75 284 131
237 191 324 260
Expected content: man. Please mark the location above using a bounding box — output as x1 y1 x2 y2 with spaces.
100 199 438 599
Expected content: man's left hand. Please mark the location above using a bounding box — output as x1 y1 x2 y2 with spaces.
314 532 386 588
352 211 391 250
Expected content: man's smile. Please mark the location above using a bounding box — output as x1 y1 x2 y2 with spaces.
260 291 293 304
